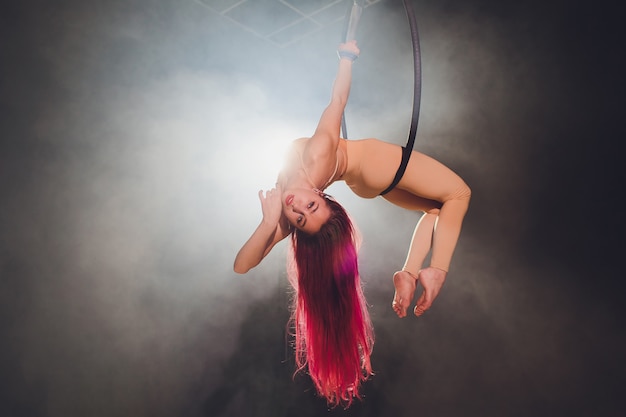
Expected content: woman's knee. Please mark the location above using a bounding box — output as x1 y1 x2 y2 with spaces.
459 182 471 202
446 182 471 211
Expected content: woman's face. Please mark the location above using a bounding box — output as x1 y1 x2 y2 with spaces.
282 188 331 234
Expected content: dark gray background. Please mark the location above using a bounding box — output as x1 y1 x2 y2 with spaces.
1 0 624 416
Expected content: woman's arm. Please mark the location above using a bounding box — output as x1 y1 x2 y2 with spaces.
233 186 291 274
302 41 360 184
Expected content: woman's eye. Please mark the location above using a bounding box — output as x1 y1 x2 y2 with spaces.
307 202 314 209
297 215 303 223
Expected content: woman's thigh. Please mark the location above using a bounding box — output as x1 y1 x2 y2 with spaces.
395 151 469 202
382 188 442 212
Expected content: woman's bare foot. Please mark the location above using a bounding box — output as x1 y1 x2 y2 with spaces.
392 271 417 318
414 267 447 317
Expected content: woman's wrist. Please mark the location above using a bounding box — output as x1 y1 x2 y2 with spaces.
337 50 358 61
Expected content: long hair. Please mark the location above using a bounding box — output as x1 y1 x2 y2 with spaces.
287 196 374 408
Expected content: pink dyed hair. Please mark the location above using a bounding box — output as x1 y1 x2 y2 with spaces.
287 196 374 408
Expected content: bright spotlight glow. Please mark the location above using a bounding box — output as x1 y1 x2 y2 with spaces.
209 123 300 191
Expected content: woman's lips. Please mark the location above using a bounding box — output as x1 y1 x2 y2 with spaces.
285 194 294 206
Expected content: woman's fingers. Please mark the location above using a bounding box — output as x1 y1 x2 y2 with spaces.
259 186 280 200
339 40 360 55
258 187 283 224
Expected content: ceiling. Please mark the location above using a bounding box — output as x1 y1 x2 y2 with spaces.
194 0 381 47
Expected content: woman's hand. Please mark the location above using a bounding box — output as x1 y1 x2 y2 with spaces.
338 40 360 58
258 185 283 226
234 184 288 273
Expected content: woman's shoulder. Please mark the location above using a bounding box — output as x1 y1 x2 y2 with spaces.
284 137 310 160
278 138 309 182
290 137 309 149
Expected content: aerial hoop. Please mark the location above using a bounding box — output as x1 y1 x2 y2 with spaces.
339 0 422 180
343 0 364 43
379 0 422 195
340 0 365 139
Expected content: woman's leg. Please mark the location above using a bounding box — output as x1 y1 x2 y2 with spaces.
382 190 440 317
393 151 471 271
383 151 471 316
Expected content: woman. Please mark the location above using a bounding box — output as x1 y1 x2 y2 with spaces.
234 41 471 407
